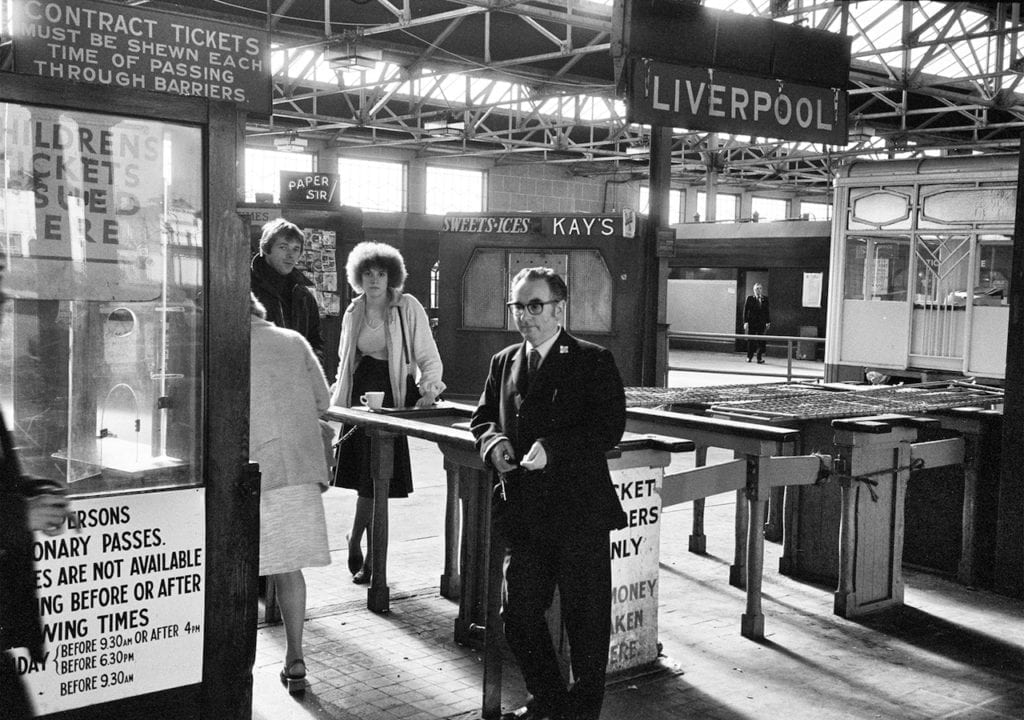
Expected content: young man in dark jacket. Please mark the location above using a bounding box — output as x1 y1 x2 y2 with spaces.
250 218 326 369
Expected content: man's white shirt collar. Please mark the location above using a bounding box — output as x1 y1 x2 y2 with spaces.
527 328 561 366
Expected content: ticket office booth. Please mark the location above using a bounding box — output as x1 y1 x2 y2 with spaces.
2 74 256 719
437 212 650 399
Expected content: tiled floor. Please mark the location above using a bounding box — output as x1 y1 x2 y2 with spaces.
252 352 1023 720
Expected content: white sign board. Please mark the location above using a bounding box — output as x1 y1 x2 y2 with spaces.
607 465 662 673
17 488 206 714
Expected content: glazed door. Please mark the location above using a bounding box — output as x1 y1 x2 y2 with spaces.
909 234 971 371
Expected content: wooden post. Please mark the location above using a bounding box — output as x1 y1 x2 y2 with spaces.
689 445 708 553
367 429 395 613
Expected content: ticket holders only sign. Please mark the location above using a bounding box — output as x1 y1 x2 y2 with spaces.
15 489 206 715
12 0 271 114
629 59 847 145
606 464 663 673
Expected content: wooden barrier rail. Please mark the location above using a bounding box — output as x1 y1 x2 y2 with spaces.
326 401 832 718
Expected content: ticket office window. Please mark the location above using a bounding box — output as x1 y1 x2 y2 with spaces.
0 103 204 494
462 247 612 333
974 236 1012 306
843 235 911 301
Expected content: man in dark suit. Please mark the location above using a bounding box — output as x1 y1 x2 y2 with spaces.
471 267 627 720
743 282 771 363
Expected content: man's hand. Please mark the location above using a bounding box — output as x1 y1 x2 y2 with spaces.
490 439 519 473
520 441 547 470
27 493 70 537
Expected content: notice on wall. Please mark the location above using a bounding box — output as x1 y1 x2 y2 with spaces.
300 228 340 315
12 0 271 114
802 271 823 308
17 489 206 715
606 465 662 674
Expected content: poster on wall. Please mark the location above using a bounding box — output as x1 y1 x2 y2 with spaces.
300 228 339 315
803 271 823 308
17 489 206 715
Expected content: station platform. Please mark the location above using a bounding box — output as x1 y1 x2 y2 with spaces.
252 351 1022 720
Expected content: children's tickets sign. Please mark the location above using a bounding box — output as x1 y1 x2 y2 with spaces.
16 488 206 715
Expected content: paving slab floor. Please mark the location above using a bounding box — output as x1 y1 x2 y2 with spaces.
252 438 1023 720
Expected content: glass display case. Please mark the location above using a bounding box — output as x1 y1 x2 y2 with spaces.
1 102 204 494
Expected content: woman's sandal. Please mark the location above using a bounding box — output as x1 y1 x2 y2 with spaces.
352 566 371 585
346 533 364 576
279 659 306 694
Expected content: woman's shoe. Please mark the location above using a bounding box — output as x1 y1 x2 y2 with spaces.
280 659 306 694
352 566 371 584
346 534 363 575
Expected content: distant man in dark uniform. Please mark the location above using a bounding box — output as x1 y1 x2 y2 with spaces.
743 282 771 363
471 267 627 720
250 218 326 369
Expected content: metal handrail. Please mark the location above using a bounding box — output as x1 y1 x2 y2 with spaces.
667 330 827 383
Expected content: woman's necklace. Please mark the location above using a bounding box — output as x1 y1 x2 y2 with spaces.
364 301 386 329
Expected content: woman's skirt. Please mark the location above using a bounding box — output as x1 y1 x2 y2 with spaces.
259 483 331 576
332 355 414 498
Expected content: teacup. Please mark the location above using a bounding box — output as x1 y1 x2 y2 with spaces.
360 391 385 411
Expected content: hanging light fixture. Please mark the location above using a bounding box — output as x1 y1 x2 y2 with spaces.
274 133 308 152
324 33 382 71
424 112 467 135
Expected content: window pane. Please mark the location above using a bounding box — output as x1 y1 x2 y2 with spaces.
801 201 831 221
639 186 682 222
245 148 313 203
426 166 485 214
1 103 204 493
843 236 911 301
337 158 406 212
975 237 1011 305
751 196 790 222
696 192 738 222
915 234 971 306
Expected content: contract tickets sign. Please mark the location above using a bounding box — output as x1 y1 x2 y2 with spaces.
11 0 271 114
16 489 206 714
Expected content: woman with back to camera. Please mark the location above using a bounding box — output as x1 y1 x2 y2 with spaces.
330 242 444 584
249 293 332 694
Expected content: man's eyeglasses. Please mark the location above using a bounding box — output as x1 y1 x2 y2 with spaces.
506 300 559 316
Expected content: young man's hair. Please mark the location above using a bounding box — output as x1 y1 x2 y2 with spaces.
259 218 305 255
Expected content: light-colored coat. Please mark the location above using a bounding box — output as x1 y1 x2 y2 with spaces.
329 291 445 408
250 316 331 492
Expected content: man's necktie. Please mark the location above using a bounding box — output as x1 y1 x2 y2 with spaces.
529 349 541 376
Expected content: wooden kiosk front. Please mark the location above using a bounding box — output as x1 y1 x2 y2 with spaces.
1 73 256 719
436 212 652 399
